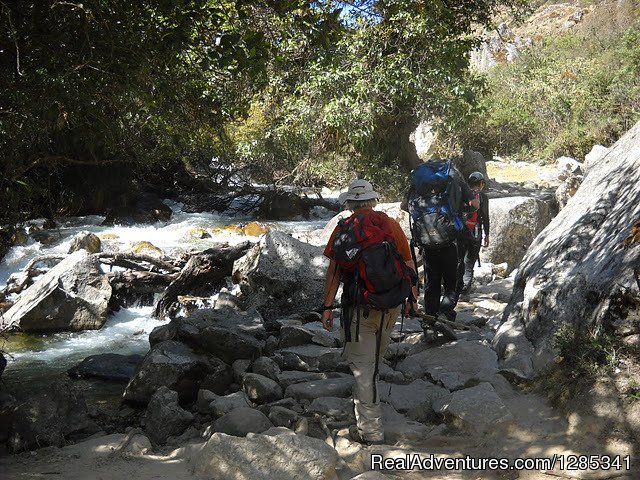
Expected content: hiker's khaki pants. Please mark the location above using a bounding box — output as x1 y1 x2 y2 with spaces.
343 305 400 442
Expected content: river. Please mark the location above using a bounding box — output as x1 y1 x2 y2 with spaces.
0 200 333 399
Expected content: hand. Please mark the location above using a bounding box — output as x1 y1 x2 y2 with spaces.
408 301 419 317
321 309 334 331
482 235 489 248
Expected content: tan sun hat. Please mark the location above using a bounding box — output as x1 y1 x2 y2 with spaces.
338 179 379 205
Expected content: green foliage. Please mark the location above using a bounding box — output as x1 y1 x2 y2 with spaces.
233 0 525 194
0 0 337 221
452 23 640 160
554 323 618 377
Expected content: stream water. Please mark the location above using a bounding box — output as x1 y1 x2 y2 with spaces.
0 200 333 399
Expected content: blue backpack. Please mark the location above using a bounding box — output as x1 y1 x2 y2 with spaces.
408 161 463 249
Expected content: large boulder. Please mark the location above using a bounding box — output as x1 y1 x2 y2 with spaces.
1 250 112 332
123 340 210 405
494 121 640 379
68 231 102 254
396 340 498 390
144 387 194 445
193 431 343 479
480 196 553 271
67 353 143 382
174 308 265 364
583 144 610 175
233 231 328 318
212 407 273 436
8 383 98 452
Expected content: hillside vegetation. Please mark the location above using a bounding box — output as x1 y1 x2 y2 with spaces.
452 0 640 161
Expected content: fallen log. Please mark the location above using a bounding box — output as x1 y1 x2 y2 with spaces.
108 270 180 309
97 252 181 273
153 241 253 319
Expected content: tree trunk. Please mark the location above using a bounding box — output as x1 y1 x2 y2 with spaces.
153 242 253 319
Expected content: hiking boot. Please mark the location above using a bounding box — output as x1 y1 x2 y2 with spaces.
348 425 384 446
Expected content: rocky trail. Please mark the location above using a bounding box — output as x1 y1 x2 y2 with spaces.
1 272 633 480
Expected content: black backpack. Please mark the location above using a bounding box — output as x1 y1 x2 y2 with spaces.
407 161 463 249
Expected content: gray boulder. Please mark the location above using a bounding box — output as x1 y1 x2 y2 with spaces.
8 383 98 452
174 308 265 364
193 431 343 479
276 370 341 389
209 391 252 417
213 407 273 436
268 406 300 428
494 121 640 379
252 356 281 381
379 379 450 418
480 196 553 271
232 231 328 318
285 377 354 401
278 345 343 372
397 340 498 390
583 144 609 175
67 353 143 382
279 325 314 348
199 357 233 395
433 382 513 433
1 250 111 332
123 340 210 405
307 397 354 421
68 231 101 254
144 387 194 445
242 373 283 404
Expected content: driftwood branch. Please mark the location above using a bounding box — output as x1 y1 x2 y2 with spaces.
153 241 253 319
96 253 181 273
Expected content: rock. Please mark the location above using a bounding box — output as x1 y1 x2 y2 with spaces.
212 407 273 436
451 150 488 181
252 356 281 381
256 192 310 220
209 391 252 418
193 431 343 479
285 377 354 401
123 340 210 405
397 340 498 390
232 231 328 319
8 383 98 452
276 370 341 389
242 373 283 404
278 345 343 372
268 406 300 428
555 174 582 210
494 121 640 378
232 359 251 383
149 321 178 346
68 231 101 254
144 387 194 445
583 144 609 175
433 382 513 433
174 308 265 364
0 392 16 444
67 353 143 382
622 334 640 350
307 397 354 421
279 325 314 348
1 250 112 332
196 389 218 414
199 357 233 395
300 320 342 347
556 156 583 176
479 196 553 271
379 379 450 419
381 403 432 443
410 120 438 160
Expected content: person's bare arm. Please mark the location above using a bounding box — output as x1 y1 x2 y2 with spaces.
321 259 341 331
405 259 419 314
